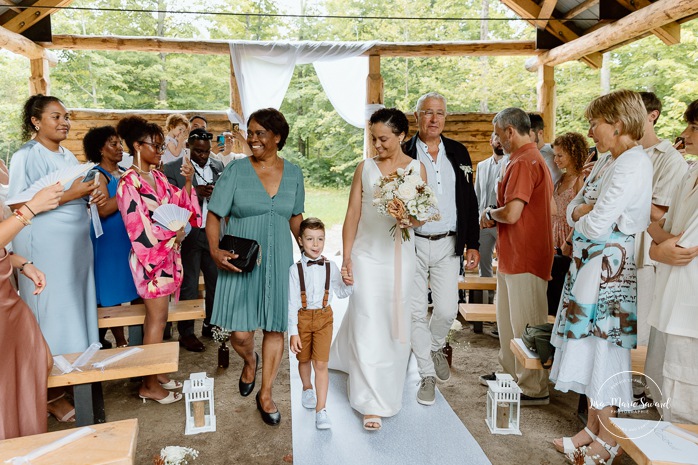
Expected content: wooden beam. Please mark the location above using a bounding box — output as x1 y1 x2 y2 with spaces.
3 0 74 34
228 54 242 118
561 0 599 21
536 0 558 29
614 0 681 45
0 25 56 62
29 57 50 95
534 0 698 68
537 65 555 142
499 0 602 68
365 55 383 158
0 0 22 14
47 35 538 57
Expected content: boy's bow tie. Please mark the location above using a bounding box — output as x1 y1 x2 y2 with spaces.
307 258 325 266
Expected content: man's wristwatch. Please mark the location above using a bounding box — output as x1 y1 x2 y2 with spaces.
485 205 496 222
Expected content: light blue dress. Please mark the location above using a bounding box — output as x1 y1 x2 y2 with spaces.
208 158 305 332
8 140 98 355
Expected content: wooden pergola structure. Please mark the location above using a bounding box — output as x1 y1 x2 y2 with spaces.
1 0 697 154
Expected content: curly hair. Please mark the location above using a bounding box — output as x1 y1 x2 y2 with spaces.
116 116 164 155
165 113 189 132
248 108 290 150
369 108 409 138
21 94 65 140
552 132 588 174
83 126 118 163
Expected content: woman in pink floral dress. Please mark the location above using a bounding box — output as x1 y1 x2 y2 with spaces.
116 116 201 404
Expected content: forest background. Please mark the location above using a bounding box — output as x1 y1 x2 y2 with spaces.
1 0 697 223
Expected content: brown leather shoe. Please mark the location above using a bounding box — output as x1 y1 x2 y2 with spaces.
179 334 205 352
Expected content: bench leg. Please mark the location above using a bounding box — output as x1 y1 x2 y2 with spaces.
129 325 144 346
473 322 484 334
74 382 105 426
577 394 588 425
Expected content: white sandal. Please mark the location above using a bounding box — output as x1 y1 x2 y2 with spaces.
362 416 382 431
586 436 621 465
554 427 597 454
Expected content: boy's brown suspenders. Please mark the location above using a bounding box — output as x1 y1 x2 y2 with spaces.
297 260 331 310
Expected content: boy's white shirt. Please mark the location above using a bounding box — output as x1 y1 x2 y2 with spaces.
287 253 353 336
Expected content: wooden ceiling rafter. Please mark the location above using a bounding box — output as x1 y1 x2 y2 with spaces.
612 0 680 45
499 0 603 68
535 0 559 29
0 0 22 14
0 24 56 62
45 35 539 57
2 0 74 34
561 0 599 21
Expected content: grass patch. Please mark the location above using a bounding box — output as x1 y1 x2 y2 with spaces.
304 187 349 228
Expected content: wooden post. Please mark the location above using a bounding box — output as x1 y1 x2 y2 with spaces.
228 54 243 119
29 58 50 95
537 65 555 143
365 55 383 158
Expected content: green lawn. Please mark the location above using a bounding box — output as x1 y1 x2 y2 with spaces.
304 187 350 228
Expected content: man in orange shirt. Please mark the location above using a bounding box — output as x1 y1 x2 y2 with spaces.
479 107 554 405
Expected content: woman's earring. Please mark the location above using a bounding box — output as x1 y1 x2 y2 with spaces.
614 129 619 136
35 126 39 131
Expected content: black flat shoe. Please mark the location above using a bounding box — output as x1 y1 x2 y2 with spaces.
256 392 280 426
239 352 259 397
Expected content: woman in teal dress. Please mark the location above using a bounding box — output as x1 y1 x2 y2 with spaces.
207 108 304 426
84 126 139 348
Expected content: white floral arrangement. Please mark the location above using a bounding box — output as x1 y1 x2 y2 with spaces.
373 166 441 241
460 164 473 183
211 326 230 343
446 319 463 344
154 446 199 465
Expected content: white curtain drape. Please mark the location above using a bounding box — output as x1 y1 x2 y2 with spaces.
228 41 376 128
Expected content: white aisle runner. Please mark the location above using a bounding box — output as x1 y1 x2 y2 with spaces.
289 258 492 465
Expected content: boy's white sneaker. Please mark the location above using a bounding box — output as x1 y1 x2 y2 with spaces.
301 389 317 409
316 409 331 429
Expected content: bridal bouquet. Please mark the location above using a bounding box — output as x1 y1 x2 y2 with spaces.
373 166 440 241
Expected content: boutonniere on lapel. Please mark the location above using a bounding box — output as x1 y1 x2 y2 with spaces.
459 164 473 183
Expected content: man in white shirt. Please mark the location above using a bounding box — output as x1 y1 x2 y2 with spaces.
473 133 507 308
403 92 481 406
529 113 562 186
635 92 688 347
188 115 249 166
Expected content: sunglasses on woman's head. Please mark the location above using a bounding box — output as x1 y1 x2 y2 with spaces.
188 132 213 141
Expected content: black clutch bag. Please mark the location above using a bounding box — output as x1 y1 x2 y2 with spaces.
219 235 261 272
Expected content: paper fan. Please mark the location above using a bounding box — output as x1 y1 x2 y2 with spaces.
5 163 95 205
153 204 192 231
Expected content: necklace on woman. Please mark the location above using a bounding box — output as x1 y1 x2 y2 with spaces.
132 164 152 177
256 157 279 170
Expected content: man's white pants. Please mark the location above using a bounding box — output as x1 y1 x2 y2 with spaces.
411 236 460 378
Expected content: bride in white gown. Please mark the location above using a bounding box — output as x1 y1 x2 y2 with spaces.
330 108 426 430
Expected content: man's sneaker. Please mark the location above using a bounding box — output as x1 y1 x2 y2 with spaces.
520 394 550 406
417 376 436 406
431 349 451 382
490 328 499 338
316 409 331 430
301 389 316 409
479 372 497 386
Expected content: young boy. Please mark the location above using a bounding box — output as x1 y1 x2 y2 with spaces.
288 217 353 429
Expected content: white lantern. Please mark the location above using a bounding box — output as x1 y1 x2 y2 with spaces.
485 373 521 435
183 372 216 435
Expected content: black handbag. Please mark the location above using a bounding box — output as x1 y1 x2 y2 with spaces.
522 323 555 369
219 235 261 272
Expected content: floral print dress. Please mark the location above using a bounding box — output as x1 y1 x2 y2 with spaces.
116 169 201 300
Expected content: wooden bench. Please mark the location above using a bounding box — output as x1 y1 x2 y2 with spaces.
0 419 138 465
49 343 179 426
607 419 698 465
98 300 205 345
457 276 497 291
510 339 648 372
459 303 555 333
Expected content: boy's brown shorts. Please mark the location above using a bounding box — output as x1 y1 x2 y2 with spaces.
296 306 333 363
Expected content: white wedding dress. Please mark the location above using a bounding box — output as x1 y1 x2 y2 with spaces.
329 157 418 417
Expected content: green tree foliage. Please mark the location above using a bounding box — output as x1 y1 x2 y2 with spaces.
1 1 696 181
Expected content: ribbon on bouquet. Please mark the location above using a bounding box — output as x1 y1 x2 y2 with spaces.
392 219 407 343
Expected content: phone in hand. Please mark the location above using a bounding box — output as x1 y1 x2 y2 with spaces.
82 170 98 183
675 136 685 151
217 135 225 148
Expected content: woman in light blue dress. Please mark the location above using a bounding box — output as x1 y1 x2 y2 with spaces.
7 95 102 422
